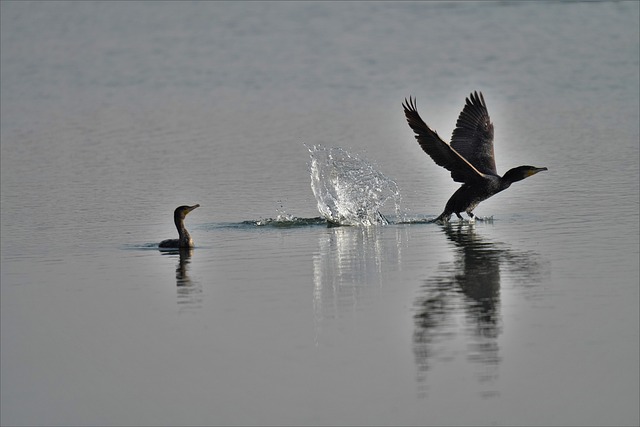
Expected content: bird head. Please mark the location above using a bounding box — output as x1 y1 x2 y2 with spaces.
174 204 200 221
503 166 548 183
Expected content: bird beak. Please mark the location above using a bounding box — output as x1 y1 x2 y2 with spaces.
187 204 200 212
524 167 547 178
531 167 548 176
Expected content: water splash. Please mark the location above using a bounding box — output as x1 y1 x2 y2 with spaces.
253 202 328 227
252 215 327 227
308 145 402 226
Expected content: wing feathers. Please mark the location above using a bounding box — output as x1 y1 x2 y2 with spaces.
450 91 497 175
403 96 486 184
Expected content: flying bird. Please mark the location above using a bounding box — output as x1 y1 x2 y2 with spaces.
403 92 547 222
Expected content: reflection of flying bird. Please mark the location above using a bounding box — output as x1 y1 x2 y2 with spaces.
159 205 200 248
403 92 547 222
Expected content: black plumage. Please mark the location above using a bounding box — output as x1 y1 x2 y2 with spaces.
159 204 200 248
403 92 547 222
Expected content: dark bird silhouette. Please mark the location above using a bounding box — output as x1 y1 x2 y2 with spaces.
403 92 547 222
159 204 200 248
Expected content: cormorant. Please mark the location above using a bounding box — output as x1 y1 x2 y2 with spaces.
159 204 200 248
403 92 547 222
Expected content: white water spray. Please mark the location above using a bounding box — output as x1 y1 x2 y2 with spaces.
308 145 402 226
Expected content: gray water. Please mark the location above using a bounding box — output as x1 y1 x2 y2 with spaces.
1 1 638 426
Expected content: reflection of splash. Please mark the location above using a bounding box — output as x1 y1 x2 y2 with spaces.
413 222 546 398
161 248 203 312
312 225 408 344
308 145 402 226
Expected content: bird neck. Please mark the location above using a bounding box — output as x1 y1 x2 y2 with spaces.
174 217 193 247
502 166 529 184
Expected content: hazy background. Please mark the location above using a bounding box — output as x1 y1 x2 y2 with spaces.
2 1 638 426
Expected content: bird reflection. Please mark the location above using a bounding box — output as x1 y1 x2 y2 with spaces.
413 222 543 397
175 247 193 286
161 247 203 311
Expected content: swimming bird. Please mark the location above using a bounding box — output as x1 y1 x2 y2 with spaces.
159 204 200 248
403 92 547 222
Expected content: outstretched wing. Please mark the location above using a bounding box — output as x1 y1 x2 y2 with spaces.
403 96 486 184
450 91 497 175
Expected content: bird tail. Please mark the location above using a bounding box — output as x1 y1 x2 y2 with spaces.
429 212 450 224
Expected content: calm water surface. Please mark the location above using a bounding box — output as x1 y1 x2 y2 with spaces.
1 2 638 426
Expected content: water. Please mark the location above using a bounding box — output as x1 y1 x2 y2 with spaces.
308 145 401 226
1 1 638 426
